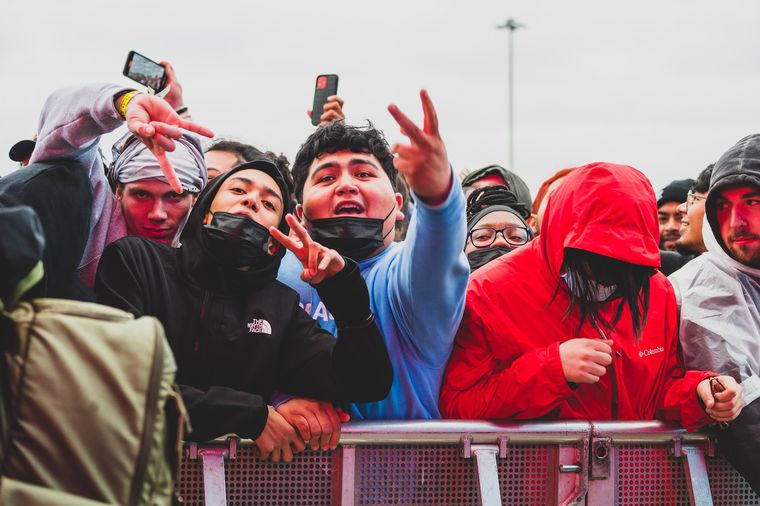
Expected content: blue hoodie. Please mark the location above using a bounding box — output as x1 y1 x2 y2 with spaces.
277 177 469 419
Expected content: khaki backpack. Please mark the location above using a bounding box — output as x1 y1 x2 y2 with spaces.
0 286 187 505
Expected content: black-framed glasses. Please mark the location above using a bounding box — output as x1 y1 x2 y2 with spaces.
686 191 706 210
468 226 531 249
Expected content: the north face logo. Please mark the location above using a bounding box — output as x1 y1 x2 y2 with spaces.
247 319 272 335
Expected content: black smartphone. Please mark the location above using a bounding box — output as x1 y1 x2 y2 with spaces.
123 51 167 93
311 74 339 126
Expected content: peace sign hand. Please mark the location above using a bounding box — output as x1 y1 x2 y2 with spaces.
387 89 452 206
124 92 214 193
269 214 346 285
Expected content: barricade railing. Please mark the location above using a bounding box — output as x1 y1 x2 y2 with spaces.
176 420 759 506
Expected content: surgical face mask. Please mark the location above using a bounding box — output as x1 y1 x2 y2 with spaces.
467 246 512 271
304 206 395 261
561 271 617 302
202 212 272 268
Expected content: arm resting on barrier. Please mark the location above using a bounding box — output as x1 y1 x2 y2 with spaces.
274 259 393 403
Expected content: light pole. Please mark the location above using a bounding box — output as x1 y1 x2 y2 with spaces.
497 18 525 170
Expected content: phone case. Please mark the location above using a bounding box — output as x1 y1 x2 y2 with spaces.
311 74 339 126
123 51 167 93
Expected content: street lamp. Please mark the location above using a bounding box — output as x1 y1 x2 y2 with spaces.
497 18 525 170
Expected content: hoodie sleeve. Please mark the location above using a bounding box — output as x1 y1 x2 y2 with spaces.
180 385 268 442
655 285 715 431
386 167 470 366
440 294 575 419
29 83 128 167
275 260 393 402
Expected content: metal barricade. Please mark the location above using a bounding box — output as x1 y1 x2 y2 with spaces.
176 420 759 506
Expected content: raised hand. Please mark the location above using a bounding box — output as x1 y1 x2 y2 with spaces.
387 89 452 205
124 93 214 193
307 95 345 125
269 214 345 285
159 60 186 112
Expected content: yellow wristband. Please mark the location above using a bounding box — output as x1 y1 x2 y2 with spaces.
117 91 141 119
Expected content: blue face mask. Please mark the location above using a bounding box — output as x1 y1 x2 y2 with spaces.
561 272 617 302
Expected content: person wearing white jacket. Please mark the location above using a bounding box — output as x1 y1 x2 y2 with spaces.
670 133 760 494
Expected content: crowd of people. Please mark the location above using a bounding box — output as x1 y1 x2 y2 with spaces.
1 61 758 493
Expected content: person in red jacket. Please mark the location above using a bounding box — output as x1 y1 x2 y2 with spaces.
440 162 743 430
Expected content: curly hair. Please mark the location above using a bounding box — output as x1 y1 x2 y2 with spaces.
291 121 396 202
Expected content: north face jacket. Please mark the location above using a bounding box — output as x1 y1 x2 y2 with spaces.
440 162 713 431
95 163 392 441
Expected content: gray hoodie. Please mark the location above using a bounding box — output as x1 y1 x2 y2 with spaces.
670 133 760 408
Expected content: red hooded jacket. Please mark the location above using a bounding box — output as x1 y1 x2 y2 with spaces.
440 163 713 431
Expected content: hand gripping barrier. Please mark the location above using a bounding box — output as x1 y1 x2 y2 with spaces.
177 420 759 506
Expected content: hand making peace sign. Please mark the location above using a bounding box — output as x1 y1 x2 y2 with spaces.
269 214 346 285
124 93 214 193
387 89 452 206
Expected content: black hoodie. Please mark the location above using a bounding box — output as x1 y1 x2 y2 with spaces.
95 161 392 441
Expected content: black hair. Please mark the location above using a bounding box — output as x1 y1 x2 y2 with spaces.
291 121 397 202
205 139 295 206
466 185 528 224
559 249 653 339
691 164 714 194
205 139 265 166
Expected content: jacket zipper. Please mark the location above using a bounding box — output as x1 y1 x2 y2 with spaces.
195 290 210 353
593 321 619 419
128 329 165 506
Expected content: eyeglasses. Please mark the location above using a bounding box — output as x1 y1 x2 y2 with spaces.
686 191 706 210
468 226 531 249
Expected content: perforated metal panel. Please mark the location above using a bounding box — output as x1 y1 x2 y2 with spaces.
177 446 333 505
355 443 552 505
615 444 760 506
707 447 760 506
616 444 690 505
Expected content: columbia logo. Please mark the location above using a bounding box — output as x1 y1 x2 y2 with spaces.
638 346 664 358
247 319 272 335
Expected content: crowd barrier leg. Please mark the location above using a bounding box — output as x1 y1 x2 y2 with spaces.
676 438 715 506
184 437 238 506
558 438 589 506
334 444 357 506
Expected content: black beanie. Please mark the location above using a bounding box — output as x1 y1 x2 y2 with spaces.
657 179 693 208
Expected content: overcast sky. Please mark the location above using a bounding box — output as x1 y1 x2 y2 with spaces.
2 0 759 197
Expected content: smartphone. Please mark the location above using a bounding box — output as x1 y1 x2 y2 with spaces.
123 51 167 93
311 74 339 126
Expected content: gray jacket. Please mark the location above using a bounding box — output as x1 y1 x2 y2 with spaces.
670 134 760 408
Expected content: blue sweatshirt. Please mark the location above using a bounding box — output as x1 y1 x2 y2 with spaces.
277 177 469 419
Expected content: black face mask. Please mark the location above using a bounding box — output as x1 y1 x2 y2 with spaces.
467 246 513 271
305 206 396 261
202 212 272 268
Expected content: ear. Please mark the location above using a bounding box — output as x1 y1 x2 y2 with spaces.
267 238 280 256
202 212 212 225
527 213 539 235
115 185 124 201
394 192 405 222
295 204 305 222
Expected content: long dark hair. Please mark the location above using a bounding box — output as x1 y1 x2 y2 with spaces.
559 248 654 339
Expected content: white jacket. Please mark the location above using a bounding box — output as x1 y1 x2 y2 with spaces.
670 207 760 407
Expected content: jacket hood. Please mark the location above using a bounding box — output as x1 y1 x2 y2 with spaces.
705 133 760 259
539 162 660 278
0 206 45 306
462 164 532 214
179 159 293 291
